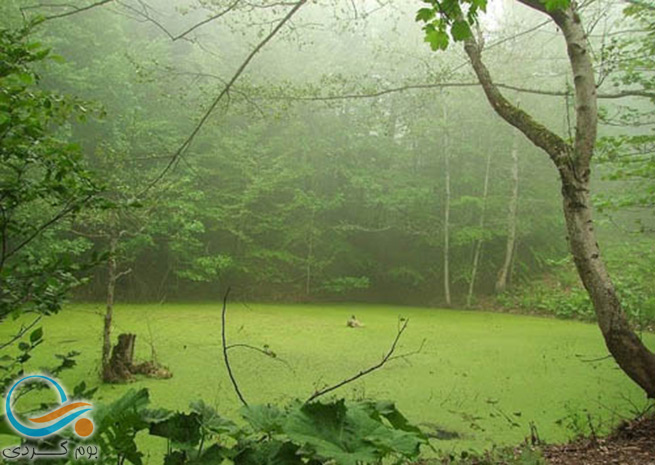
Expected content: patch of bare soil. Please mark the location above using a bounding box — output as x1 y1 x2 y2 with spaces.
543 415 655 465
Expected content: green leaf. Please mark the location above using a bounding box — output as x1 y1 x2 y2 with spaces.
93 388 151 433
241 404 284 435
192 444 226 465
30 327 43 344
142 407 175 423
281 400 425 465
234 441 303 465
17 72 34 86
544 0 570 11
425 29 449 51
283 401 386 465
149 412 202 446
190 400 238 435
451 20 472 41
361 400 425 435
163 451 186 465
472 0 488 12
415 7 436 22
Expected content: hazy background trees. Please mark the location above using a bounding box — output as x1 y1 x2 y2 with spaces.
0 0 651 320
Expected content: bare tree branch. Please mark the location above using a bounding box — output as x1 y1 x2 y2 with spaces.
116 0 239 41
388 337 426 365
487 18 553 50
115 268 132 281
22 0 115 21
173 0 240 41
70 228 108 239
226 343 295 372
306 318 410 403
576 353 613 363
140 0 307 195
221 287 249 407
276 81 655 102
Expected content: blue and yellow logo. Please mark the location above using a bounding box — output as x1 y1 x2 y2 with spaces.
5 375 94 438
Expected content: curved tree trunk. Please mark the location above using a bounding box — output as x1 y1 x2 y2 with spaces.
461 0 655 397
559 165 655 397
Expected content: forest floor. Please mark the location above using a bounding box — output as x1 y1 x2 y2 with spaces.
542 414 655 465
428 414 655 464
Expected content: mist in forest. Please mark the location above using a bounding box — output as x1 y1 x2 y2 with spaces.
1 0 655 460
4 0 621 304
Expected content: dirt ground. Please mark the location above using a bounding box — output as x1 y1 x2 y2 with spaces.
543 415 655 465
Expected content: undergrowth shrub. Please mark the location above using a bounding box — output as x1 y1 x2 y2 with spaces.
496 241 655 329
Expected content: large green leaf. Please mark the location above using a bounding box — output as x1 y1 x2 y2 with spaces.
91 388 152 465
189 444 227 465
283 400 423 465
93 388 151 432
234 440 304 465
283 400 378 465
191 400 239 435
149 412 202 446
241 403 284 435
358 400 424 435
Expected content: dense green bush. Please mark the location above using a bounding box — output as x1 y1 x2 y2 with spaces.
496 241 655 329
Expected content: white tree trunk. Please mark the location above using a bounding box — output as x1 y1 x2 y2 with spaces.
466 150 491 308
442 94 452 307
496 126 520 293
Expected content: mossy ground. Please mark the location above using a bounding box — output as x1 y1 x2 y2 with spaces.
2 302 653 459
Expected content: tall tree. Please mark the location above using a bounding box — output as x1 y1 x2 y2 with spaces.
496 125 520 293
466 149 491 308
442 92 452 307
418 0 655 397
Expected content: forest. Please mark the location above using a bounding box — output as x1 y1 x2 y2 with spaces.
1 0 654 464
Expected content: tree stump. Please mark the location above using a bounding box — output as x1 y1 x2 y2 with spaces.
102 333 172 382
103 333 136 382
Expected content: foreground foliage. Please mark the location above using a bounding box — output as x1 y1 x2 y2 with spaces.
15 388 426 465
0 24 104 403
0 25 101 322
